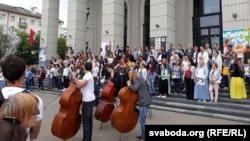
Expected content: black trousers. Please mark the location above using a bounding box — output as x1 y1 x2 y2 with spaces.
184 77 194 99
63 76 69 88
82 100 95 141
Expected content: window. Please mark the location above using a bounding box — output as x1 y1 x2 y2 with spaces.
203 0 220 14
10 16 15 22
38 21 41 27
20 18 26 23
200 15 219 27
30 20 35 25
19 28 25 32
0 14 5 20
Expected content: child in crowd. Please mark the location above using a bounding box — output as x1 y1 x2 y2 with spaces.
221 62 229 89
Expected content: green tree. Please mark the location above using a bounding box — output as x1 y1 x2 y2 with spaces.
57 37 66 59
16 32 39 65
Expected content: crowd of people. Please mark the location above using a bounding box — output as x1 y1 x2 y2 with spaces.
1 39 250 140
29 42 249 102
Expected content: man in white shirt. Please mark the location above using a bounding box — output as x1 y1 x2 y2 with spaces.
0 54 43 140
72 62 95 141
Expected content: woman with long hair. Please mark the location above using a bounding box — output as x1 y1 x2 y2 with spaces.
0 93 39 141
184 61 195 100
0 93 39 128
194 57 210 101
209 62 221 102
147 63 157 96
158 63 169 98
229 53 247 100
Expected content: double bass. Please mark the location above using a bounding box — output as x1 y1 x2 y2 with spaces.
51 82 82 140
110 70 138 133
95 81 116 127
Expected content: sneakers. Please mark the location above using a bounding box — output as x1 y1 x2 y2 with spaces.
157 95 167 98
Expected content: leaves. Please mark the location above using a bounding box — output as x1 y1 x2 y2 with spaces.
15 32 39 65
57 37 66 59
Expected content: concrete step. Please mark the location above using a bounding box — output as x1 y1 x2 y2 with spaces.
152 99 250 118
150 105 250 123
153 96 250 110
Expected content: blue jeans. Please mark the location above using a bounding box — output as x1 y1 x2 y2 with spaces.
82 100 95 141
222 75 229 88
52 76 59 89
38 79 44 89
139 105 149 140
25 78 30 91
173 78 182 93
147 78 155 95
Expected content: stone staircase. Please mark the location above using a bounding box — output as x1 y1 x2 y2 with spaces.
29 77 250 123
151 80 250 123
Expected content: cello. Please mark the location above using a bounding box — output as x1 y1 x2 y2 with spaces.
51 82 82 140
95 80 116 128
110 70 138 134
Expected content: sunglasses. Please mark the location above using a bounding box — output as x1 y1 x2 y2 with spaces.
2 117 21 137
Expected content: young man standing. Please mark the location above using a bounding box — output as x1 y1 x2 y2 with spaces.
72 62 96 141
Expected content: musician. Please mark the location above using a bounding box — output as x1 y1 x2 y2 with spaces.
0 54 43 140
106 64 122 97
127 70 152 141
72 62 95 141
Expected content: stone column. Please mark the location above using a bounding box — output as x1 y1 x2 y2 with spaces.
39 0 59 67
150 0 175 48
102 0 124 52
67 0 87 53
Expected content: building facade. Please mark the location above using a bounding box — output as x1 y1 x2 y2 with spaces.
0 3 42 33
40 0 250 64
0 3 65 39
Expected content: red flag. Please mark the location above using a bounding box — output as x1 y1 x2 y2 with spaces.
30 29 35 45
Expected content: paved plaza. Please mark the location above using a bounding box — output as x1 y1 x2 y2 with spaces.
35 92 247 141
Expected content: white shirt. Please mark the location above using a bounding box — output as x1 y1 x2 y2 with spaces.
80 72 96 102
212 56 222 71
197 51 209 66
107 57 114 64
63 67 72 77
157 54 162 64
92 66 99 77
137 68 147 81
182 60 189 72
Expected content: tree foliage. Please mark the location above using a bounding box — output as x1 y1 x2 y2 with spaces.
16 32 39 65
57 37 66 59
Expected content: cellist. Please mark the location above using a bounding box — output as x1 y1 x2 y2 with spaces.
72 62 95 141
127 69 152 141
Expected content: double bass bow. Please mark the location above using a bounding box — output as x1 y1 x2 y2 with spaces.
95 79 116 128
51 76 82 140
110 69 138 136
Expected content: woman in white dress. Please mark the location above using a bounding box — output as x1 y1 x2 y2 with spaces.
194 57 210 101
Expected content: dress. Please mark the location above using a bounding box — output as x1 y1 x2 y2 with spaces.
230 64 247 99
194 66 210 100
